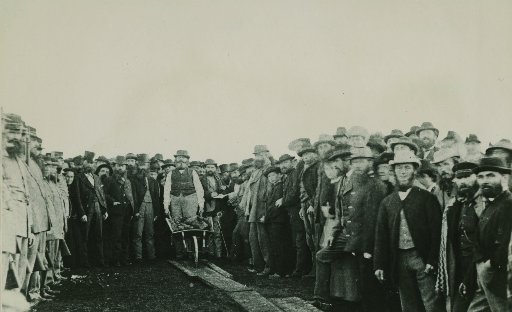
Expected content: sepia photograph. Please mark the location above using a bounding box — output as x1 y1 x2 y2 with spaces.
1 1 512 311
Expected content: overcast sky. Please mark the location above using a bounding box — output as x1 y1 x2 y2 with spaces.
1 1 511 163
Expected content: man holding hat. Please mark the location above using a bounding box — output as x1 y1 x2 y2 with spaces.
374 151 442 312
77 151 108 267
416 122 440 162
163 150 205 259
467 157 512 311
441 162 480 312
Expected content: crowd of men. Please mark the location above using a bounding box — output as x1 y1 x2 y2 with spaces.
2 111 512 312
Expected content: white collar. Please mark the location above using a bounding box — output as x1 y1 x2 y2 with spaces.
398 188 412 200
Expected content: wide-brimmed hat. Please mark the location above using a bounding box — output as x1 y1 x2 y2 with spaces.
405 126 420 137
228 163 239 172
95 163 113 175
288 138 311 152
95 155 109 163
275 154 295 164
333 127 348 139
474 157 512 175
153 153 164 161
367 137 387 155
239 158 255 171
416 122 439 137
125 153 137 160
347 126 369 139
161 159 175 169
349 147 374 160
465 134 481 144
204 159 217 167
390 136 419 154
314 134 336 148
219 164 230 173
115 155 128 165
297 143 318 157
432 148 460 164
417 160 438 177
3 113 25 131
174 150 190 159
253 145 269 155
327 144 352 161
389 151 421 167
384 129 404 143
486 139 512 155
137 153 150 164
373 152 395 167
452 162 478 178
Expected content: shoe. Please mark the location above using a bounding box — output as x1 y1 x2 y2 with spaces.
268 273 280 279
46 288 61 295
312 299 333 311
257 268 271 276
247 267 257 273
40 291 56 300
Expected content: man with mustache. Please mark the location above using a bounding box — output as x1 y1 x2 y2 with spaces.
444 162 480 312
200 159 227 259
467 157 512 311
241 145 272 275
163 150 205 260
77 151 108 267
416 122 440 162
374 151 441 312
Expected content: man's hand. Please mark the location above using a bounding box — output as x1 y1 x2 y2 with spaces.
275 198 283 207
81 215 88 223
134 212 140 218
211 192 218 198
458 283 467 297
164 209 170 217
259 216 265 223
28 233 35 246
375 270 385 282
113 201 121 206
424 264 434 274
363 253 372 259
307 205 314 215
220 185 227 191
103 212 108 221
299 207 305 220
326 235 334 247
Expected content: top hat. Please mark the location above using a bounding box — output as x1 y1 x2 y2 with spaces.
83 151 95 163
253 145 269 155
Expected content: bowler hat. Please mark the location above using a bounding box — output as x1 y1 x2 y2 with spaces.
239 158 255 171
204 159 217 167
115 155 127 165
432 148 460 164
453 162 478 178
314 134 336 148
263 166 281 177
83 151 95 163
406 126 420 137
228 163 239 172
137 153 150 164
347 126 369 139
333 127 348 139
174 150 190 159
297 143 318 157
253 145 269 155
72 155 84 166
327 144 352 161
288 138 311 152
374 152 394 167
465 134 481 144
486 139 512 155
149 162 160 171
96 155 109 163
416 122 439 137
389 151 421 167
349 147 374 160
276 154 295 164
474 157 512 175
390 136 419 154
161 159 175 169
154 153 164 161
417 160 438 178
384 129 404 143
367 137 387 155
95 163 113 175
219 164 230 173
125 153 137 160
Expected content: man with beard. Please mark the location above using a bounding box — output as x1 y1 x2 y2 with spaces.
242 145 272 275
104 156 135 266
467 157 512 311
373 152 395 195
275 153 309 277
17 126 53 301
416 122 440 162
417 161 439 193
464 134 484 164
163 150 205 259
333 127 348 145
130 154 159 264
374 151 441 312
77 151 108 267
347 126 370 148
64 167 87 270
442 162 480 312
485 139 512 191
230 159 254 265
308 134 335 277
297 142 320 278
93 163 113 265
220 163 237 255
2 114 34 293
200 159 227 259
161 159 175 175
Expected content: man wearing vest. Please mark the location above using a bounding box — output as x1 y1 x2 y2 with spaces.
163 150 205 259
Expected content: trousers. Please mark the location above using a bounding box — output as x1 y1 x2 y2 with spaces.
468 260 508 312
249 222 271 271
85 201 104 266
132 202 155 260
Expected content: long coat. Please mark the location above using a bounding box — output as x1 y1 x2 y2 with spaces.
281 167 301 211
266 181 287 223
241 167 269 223
68 179 85 219
374 186 442 285
21 158 51 233
300 161 319 206
77 172 107 215
332 173 387 254
130 174 161 215
200 174 227 215
103 175 134 216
